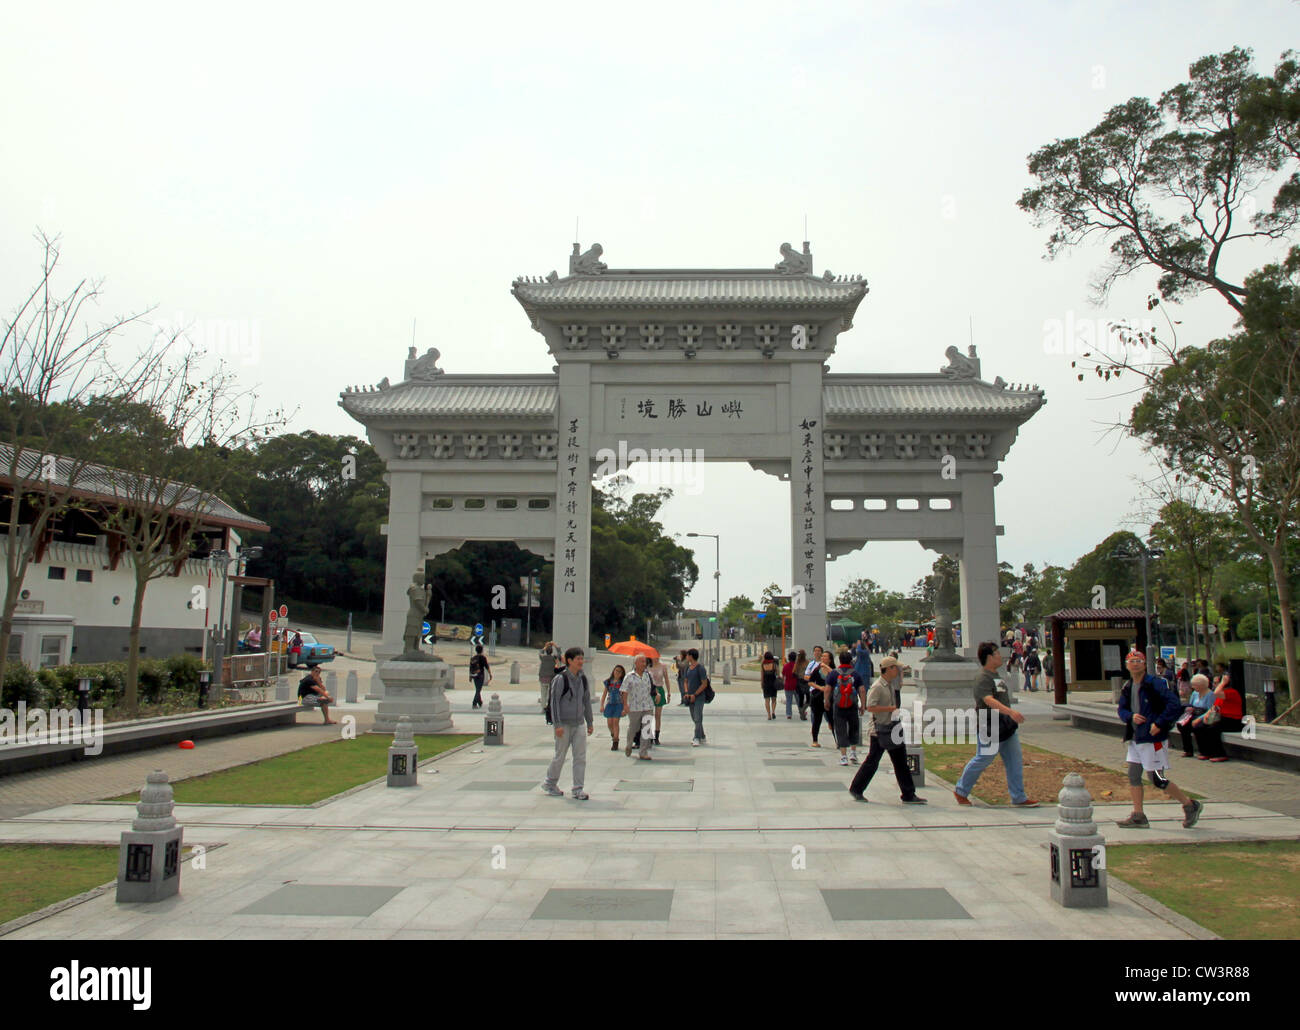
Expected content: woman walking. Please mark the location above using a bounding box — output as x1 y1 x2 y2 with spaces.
808 651 834 748
649 656 668 744
760 652 779 720
674 651 689 706
793 649 810 720
600 664 627 751
781 651 799 719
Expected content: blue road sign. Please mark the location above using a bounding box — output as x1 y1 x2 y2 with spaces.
474 623 484 635
422 621 431 635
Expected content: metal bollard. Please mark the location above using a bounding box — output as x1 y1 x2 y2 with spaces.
275 676 290 701
345 669 359 704
509 661 520 684
325 670 339 704
1048 773 1107 908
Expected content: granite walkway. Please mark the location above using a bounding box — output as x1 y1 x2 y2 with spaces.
3 679 1298 940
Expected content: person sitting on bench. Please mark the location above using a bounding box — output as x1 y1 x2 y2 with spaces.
297 666 335 724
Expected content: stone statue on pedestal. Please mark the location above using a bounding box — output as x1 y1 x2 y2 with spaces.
401 571 436 662
926 572 963 663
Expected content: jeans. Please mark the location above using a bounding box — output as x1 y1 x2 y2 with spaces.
544 722 588 791
690 698 706 741
832 705 861 749
955 731 1027 804
850 730 917 799
784 689 797 716
472 675 484 706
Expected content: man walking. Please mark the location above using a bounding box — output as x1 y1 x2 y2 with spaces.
953 642 1039 808
1117 649 1203 828
621 654 656 759
849 656 926 804
683 648 711 746
541 647 594 800
538 641 562 714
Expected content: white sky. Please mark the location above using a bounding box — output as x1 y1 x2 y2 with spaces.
2 0 1295 613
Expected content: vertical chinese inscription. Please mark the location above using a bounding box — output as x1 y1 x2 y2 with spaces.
562 416 582 595
796 415 823 604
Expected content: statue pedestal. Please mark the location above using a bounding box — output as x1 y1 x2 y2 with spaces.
915 659 983 712
372 658 455 734
366 643 401 700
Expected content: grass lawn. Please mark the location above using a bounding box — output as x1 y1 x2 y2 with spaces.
1107 840 1300 939
0 844 126 925
108 733 476 806
923 741 1201 805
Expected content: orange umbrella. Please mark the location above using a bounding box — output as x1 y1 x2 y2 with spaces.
608 638 660 660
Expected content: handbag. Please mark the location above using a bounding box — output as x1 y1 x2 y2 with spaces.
1202 705 1221 726
702 683 715 704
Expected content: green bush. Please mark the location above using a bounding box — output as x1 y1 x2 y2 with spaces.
164 653 206 693
2 663 41 709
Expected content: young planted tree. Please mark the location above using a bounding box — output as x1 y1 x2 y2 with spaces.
0 232 158 686
85 351 285 715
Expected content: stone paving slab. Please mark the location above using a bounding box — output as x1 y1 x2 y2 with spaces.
3 686 1298 940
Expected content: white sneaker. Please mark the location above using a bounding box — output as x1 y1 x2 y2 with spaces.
692 740 700 747
839 755 849 766
849 748 859 764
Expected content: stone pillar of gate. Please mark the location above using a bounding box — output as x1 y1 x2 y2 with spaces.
789 362 827 648
378 468 424 656
958 471 1001 656
552 364 593 651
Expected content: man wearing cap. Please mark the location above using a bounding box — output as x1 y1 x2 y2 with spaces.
848 655 926 804
1117 649 1203 829
953 641 1039 808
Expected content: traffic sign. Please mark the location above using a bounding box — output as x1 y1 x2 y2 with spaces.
422 621 431 635
269 611 277 622
474 623 484 635
279 605 288 618
470 634 484 648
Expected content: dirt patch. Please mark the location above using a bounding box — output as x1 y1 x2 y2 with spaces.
925 742 1140 806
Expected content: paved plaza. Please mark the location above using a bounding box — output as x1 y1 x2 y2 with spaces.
2 647 1297 939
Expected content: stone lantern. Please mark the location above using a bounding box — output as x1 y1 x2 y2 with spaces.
116 770 184 903
1048 772 1108 908
484 693 505 745
387 716 418 787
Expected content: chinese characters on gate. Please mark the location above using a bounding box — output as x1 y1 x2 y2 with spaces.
627 397 745 421
562 416 581 595
797 417 819 602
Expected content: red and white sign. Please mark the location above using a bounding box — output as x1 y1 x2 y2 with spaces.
279 605 288 618
269 612 278 622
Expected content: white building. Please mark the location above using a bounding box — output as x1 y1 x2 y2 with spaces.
2 446 269 666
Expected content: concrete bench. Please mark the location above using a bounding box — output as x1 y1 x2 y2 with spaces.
1054 702 1300 773
0 701 306 777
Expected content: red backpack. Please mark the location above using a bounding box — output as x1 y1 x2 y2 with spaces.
834 668 857 708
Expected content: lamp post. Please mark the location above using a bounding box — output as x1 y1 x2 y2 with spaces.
208 545 262 690
1110 542 1163 666
687 532 720 667
526 568 538 649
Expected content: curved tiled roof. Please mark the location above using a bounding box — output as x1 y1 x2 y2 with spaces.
824 377 1045 420
512 273 868 308
339 380 558 420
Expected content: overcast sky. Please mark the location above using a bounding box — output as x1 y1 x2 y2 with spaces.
3 1 1296 614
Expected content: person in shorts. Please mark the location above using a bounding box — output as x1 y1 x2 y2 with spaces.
1117 650 1202 829
297 666 335 724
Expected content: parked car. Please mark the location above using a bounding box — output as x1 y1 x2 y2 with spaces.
288 632 335 668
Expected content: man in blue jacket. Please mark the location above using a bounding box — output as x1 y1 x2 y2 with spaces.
1117 650 1203 829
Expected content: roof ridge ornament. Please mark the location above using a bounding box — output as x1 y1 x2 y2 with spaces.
570 242 607 275
406 346 445 382
776 241 813 275
940 344 981 380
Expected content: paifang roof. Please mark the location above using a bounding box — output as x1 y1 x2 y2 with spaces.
0 444 269 532
511 272 869 309
824 377 1045 421
339 380 558 421
340 375 1045 423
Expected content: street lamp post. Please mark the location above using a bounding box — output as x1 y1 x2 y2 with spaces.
687 532 720 667
1111 542 1163 667
208 545 262 690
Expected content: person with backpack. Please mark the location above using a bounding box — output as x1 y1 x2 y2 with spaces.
849 656 926 804
541 647 594 800
829 650 866 766
469 645 491 709
1117 649 1203 827
1023 647 1042 692
683 648 712 746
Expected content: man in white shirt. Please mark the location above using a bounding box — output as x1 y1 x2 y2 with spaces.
620 654 656 758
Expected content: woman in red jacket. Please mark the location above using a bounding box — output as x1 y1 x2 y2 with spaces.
1191 664 1244 762
781 651 798 719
